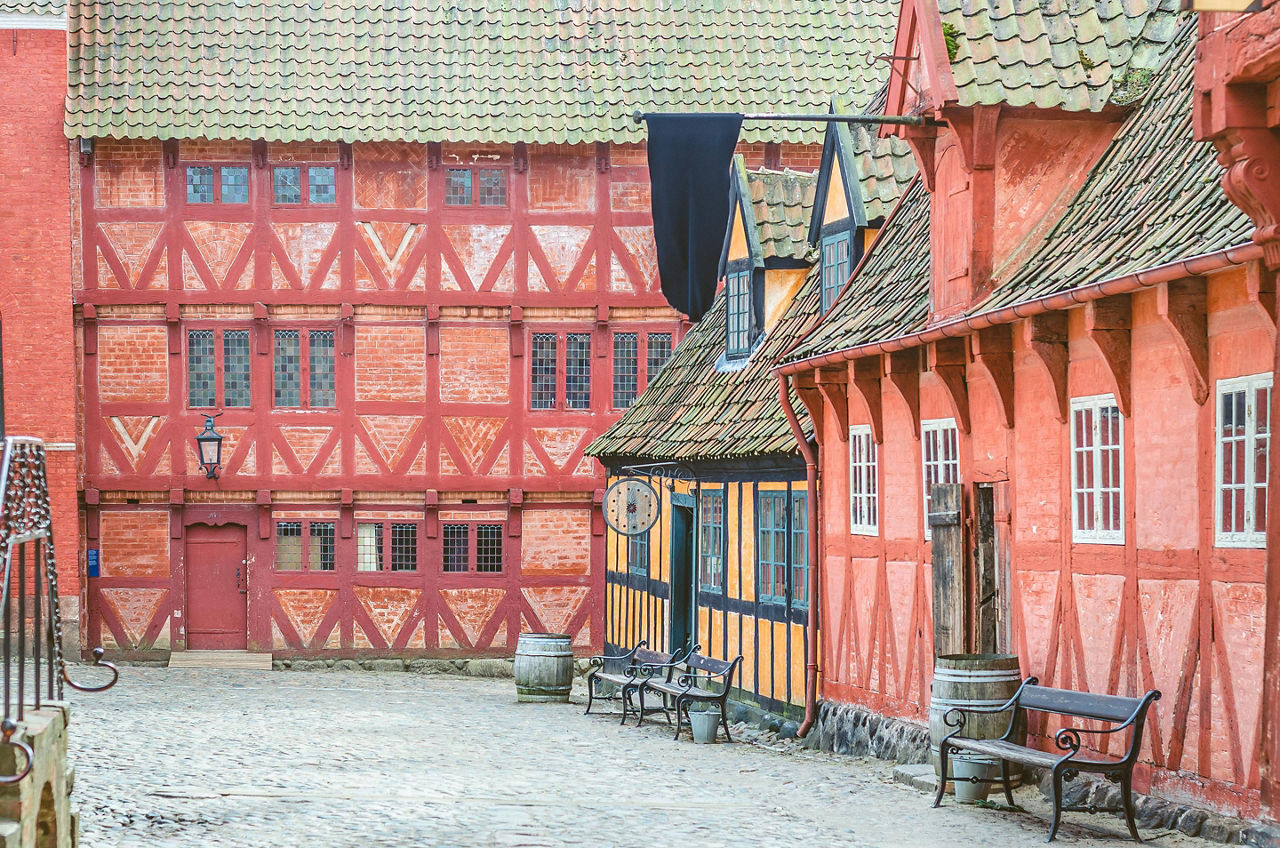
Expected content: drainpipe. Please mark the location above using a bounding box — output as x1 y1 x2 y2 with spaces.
778 374 821 738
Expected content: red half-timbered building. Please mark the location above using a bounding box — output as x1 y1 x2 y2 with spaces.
62 0 859 658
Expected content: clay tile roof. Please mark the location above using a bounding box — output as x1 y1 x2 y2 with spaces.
1 0 65 13
586 264 823 463
835 86 918 221
783 17 1251 366
64 0 899 145
746 167 819 263
940 0 1183 111
977 18 1250 309
781 178 931 364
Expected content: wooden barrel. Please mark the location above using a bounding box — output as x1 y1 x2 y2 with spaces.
929 654 1023 782
513 633 574 703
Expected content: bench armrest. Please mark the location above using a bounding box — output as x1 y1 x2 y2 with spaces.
587 640 647 671
1051 690 1161 759
940 676 1039 732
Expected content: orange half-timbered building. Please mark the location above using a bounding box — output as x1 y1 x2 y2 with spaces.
63 0 865 659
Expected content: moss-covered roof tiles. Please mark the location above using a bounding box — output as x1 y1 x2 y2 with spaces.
837 87 918 222
1 0 64 14
783 18 1250 367
746 167 819 264
64 0 899 145
940 0 1183 111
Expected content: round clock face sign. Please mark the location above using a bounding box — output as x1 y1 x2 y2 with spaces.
603 478 660 536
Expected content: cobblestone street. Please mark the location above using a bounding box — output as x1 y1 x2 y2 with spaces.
67 668 1198 847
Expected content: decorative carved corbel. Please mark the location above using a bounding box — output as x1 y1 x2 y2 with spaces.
1214 127 1280 270
1023 312 1068 422
1085 296 1132 417
885 348 922 438
928 337 970 434
849 356 884 444
1156 279 1209 406
793 372 826 443
971 325 1014 429
815 366 850 442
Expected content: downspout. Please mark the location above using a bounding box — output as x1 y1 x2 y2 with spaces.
778 374 821 737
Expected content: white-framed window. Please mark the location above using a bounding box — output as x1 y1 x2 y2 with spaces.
849 424 878 535
921 418 960 541
1070 394 1124 544
1216 373 1271 548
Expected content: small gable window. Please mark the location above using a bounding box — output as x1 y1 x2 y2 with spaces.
821 232 851 311
726 269 754 358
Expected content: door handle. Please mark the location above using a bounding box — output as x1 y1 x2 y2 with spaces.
236 566 247 595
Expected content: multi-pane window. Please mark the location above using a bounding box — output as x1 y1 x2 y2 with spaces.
1217 374 1271 547
274 329 336 408
758 492 789 604
849 424 878 535
357 521 420 572
274 520 336 571
565 334 592 409
529 332 592 411
445 167 507 207
185 165 250 204
790 492 808 609
273 165 337 205
1070 395 1124 544
821 232 852 312
187 328 251 408
726 269 753 358
698 489 725 591
627 529 650 576
441 522 505 573
612 331 673 409
613 333 638 408
921 418 960 541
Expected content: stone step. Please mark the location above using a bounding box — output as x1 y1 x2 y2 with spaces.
167 651 273 670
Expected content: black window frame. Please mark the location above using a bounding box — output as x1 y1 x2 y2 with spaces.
273 518 337 572
356 519 421 573
440 520 507 574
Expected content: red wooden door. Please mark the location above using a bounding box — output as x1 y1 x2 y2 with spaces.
185 524 248 650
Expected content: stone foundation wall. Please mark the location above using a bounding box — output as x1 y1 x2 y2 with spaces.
804 700 931 763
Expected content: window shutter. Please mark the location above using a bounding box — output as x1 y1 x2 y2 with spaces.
929 482 966 656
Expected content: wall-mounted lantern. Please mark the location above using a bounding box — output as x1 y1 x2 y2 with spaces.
195 414 224 479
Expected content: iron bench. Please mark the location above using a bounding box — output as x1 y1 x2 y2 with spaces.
637 652 742 742
583 640 646 716
586 644 695 725
934 676 1161 842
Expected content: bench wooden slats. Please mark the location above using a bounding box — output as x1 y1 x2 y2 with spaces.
933 676 1160 844
636 652 742 742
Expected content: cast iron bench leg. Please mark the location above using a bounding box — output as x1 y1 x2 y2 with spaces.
585 674 596 715
1000 759 1015 807
720 702 732 742
1048 763 1067 843
933 741 950 808
673 695 685 741
1120 774 1141 843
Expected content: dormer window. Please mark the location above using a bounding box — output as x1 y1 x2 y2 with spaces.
726 269 754 358
820 232 852 311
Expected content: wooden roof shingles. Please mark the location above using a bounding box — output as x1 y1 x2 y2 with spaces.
64 0 898 146
589 169 821 464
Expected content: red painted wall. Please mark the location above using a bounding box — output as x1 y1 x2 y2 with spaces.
0 26 80 642
812 266 1274 818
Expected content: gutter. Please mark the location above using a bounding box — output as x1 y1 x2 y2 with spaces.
777 375 821 738
773 242 1263 375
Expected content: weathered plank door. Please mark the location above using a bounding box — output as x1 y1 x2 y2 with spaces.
972 482 1014 654
930 483 966 656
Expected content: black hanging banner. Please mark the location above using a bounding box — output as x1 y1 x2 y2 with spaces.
644 113 743 322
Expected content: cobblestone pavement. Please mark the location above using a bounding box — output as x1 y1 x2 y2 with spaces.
66 667 1200 848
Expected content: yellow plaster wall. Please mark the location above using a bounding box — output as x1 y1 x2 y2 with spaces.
823 165 850 227
764 267 811 331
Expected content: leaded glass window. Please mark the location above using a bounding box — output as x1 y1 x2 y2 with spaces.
530 334 557 410
613 333 639 408
223 330 251 408
274 330 302 407
273 167 302 204
565 333 591 410
309 166 336 204
187 330 215 407
308 330 336 407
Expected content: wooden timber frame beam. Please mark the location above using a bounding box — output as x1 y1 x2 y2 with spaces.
1023 312 1069 423
1085 295 1132 417
793 372 825 443
849 355 885 444
928 337 970 434
1156 278 1209 406
815 366 850 442
971 325 1014 429
885 348 922 439
1247 261 1277 339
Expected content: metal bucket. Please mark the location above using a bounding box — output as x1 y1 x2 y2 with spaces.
690 710 720 744
929 653 1023 786
513 633 574 703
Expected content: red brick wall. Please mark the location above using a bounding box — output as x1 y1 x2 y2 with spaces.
94 139 164 208
99 511 170 578
438 327 509 403
96 325 168 403
520 509 591 576
0 28 80 599
355 326 427 402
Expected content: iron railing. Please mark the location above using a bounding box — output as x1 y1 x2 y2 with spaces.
0 437 116 783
